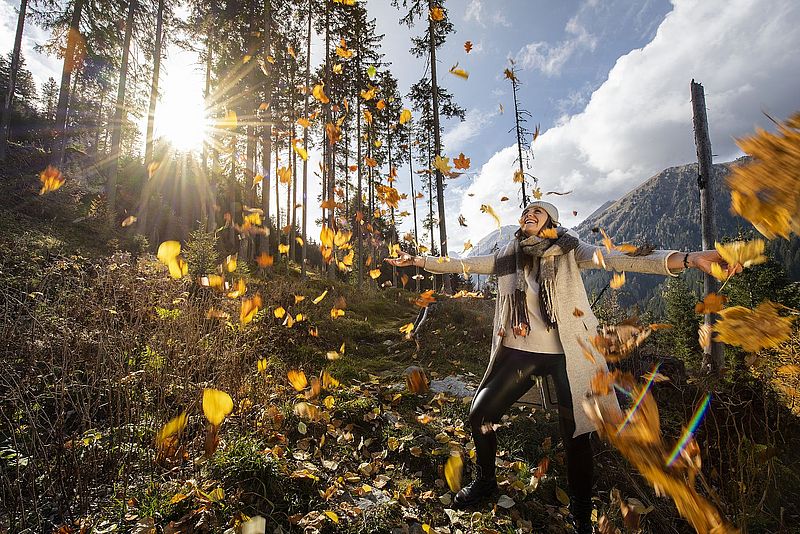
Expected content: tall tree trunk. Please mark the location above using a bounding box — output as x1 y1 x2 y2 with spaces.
388 123 396 288
274 129 280 244
260 1 272 253
356 84 363 287
344 131 349 219
0 0 28 161
427 0 451 293
301 0 311 278
51 0 85 167
323 2 335 279
93 87 106 155
408 137 420 291
202 27 212 175
144 0 164 167
107 0 137 220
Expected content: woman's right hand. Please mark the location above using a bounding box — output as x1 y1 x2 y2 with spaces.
385 253 419 268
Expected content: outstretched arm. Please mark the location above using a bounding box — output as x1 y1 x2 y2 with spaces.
575 240 741 277
385 252 496 275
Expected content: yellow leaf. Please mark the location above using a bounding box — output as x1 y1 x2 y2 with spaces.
240 294 262 324
157 241 181 264
480 204 501 229
288 370 308 391
274 306 286 319
38 165 65 194
297 117 311 128
292 140 308 161
202 389 233 426
278 243 290 255
330 307 345 319
121 215 137 227
714 300 794 352
513 169 524 183
226 278 246 298
449 63 469 80
695 293 727 314
462 240 473 253
312 84 329 104
296 236 304 246
334 230 352 247
359 86 376 101
556 486 571 506
224 254 237 272
432 155 451 175
257 358 268 373
709 262 729 282
256 252 274 267
313 289 328 304
453 153 470 169
429 6 444 20
156 412 188 448
369 268 382 279
324 511 339 523
610 272 626 289
399 323 414 335
714 239 767 268
445 454 463 492
399 109 412 124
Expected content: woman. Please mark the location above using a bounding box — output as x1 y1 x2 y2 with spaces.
387 201 739 533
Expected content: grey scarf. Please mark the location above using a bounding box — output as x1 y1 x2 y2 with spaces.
495 227 579 336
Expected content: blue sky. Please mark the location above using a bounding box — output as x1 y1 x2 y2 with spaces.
3 0 800 252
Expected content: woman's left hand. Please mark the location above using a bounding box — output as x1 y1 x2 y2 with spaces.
689 250 743 277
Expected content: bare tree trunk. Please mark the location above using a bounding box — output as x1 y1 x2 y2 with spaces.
0 0 28 161
301 0 311 278
408 138 420 291
356 87 363 287
691 80 724 375
202 28 212 175
323 3 335 280
107 0 137 221
51 0 85 167
93 87 106 155
144 0 164 167
428 0 450 293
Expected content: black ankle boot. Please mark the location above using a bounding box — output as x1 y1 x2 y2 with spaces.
452 465 498 508
568 496 594 534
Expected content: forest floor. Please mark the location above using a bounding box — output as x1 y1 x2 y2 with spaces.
1 145 799 533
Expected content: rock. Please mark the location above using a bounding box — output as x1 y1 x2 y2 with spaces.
429 375 476 399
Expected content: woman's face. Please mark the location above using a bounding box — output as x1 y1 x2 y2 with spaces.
519 206 550 236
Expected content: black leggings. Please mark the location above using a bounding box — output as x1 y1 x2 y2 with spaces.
469 346 593 498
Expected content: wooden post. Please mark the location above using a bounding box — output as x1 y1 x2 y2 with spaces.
690 80 724 374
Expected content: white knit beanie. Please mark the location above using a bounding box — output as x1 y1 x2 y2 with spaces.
521 201 559 224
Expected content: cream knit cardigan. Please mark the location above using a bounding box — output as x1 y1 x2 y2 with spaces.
422 229 679 437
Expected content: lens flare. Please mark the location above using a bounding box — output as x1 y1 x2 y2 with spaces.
616 363 661 436
666 394 711 467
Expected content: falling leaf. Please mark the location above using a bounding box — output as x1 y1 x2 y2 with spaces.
277 166 291 184
429 6 444 21
274 306 286 319
499 103 504 114
312 84 330 104
500 196 509 202
399 109 412 124
399 323 414 335
360 86 376 100
297 117 311 128
444 454 463 492
458 214 468 227
709 262 729 282
330 307 345 319
278 243 290 255
365 156 377 168
449 63 469 80
224 254 237 273
226 278 246 298
335 39 352 59
713 301 794 352
363 109 373 125
513 169 524 183
257 358 268 373
462 240 473 253
369 268 382 280
240 294 262 324
480 204 501 229
366 65 377 79
256 252 274 268
203 389 233 426
121 215 137 227
406 366 429 393
156 412 188 450
714 239 767 269
546 189 573 196
157 241 188 279
464 40 473 53
592 249 607 269
610 272 626 289
453 153 470 170
288 370 308 392
433 155 451 175
252 174 263 187
292 140 308 161
573 308 585 318
695 293 727 314
324 511 339 523
539 228 558 239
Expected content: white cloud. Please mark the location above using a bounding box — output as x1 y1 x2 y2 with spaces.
515 15 597 76
442 108 497 154
464 0 510 28
451 0 800 246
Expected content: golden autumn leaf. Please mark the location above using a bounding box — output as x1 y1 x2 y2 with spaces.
240 294 262 324
713 301 794 352
415 289 436 308
399 108 412 125
274 306 286 319
257 358 268 373
449 63 469 80
363 109 373 125
727 112 800 239
324 511 339 523
376 99 386 110
287 370 308 391
399 323 414 336
462 240 473 253
709 262 729 282
313 289 328 304
480 204 501 229
157 241 188 279
695 293 727 314
277 166 291 184
292 140 308 161
156 412 188 449
513 169 524 183
335 39 352 59
429 6 444 20
312 84 329 104
432 155 451 175
406 366 429 393
203 389 233 426
444 454 463 492
224 254 237 273
359 86 376 101
532 187 543 199
295 236 304 247
278 243 290 255
330 307 345 319
334 230 352 247
610 272 626 289
297 117 310 128
121 215 137 227
714 239 767 268
256 252 274 268
538 227 558 239
369 268 382 280
364 156 377 168
226 278 246 298
453 153 470 170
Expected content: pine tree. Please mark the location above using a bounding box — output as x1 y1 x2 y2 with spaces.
0 0 28 160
